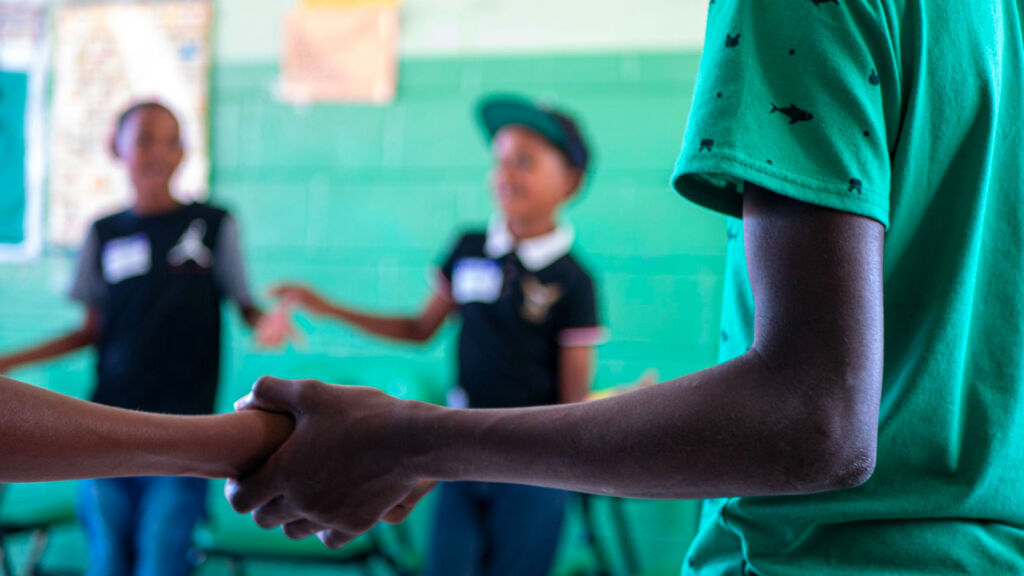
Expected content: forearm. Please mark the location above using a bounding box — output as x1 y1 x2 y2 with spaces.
1 330 95 370
325 305 431 343
413 351 876 499
0 376 292 483
558 347 594 404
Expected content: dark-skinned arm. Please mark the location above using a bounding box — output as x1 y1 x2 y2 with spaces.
0 308 101 374
0 375 293 483
227 185 884 546
417 184 884 497
271 284 454 343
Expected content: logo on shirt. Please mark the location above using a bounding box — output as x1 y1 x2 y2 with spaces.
521 276 563 324
168 219 212 269
770 103 814 125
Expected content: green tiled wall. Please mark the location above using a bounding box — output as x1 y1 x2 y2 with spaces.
0 51 724 575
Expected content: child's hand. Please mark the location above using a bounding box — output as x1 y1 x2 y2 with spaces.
255 301 302 349
226 377 436 547
271 284 333 316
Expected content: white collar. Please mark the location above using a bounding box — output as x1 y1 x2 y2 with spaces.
484 216 575 272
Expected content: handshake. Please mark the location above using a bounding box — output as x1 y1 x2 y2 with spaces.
0 374 441 550
0 354 652 551
225 376 440 549
234 288 438 547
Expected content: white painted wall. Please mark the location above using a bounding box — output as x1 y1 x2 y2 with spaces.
215 0 709 62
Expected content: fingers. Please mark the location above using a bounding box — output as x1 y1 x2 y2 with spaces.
318 529 359 550
282 519 325 540
235 376 307 413
382 504 415 525
225 455 287 514
254 313 293 349
382 481 437 525
251 495 304 529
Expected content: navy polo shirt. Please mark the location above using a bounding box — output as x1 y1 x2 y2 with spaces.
70 203 253 415
438 219 606 409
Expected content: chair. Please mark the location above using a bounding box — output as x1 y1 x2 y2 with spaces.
0 482 80 576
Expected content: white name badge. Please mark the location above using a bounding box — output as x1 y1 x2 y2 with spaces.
102 234 152 284
452 258 503 304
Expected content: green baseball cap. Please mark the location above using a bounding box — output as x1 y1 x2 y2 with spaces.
477 94 591 171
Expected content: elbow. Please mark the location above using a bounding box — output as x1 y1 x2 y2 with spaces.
752 345 882 495
832 449 876 489
778 375 881 494
784 414 878 494
803 440 876 492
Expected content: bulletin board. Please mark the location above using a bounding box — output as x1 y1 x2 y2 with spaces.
49 1 212 247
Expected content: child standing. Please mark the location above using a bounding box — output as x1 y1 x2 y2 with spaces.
0 101 263 576
271 94 607 575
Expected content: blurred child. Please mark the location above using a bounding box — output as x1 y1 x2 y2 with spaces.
0 101 263 576
270 95 607 575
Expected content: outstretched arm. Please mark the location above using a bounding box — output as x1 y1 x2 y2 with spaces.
0 376 292 483
0 309 101 374
226 185 885 547
271 285 454 343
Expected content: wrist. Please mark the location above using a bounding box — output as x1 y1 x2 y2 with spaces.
403 400 460 482
164 412 293 479
220 411 293 478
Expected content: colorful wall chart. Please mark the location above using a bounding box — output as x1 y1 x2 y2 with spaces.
50 1 212 247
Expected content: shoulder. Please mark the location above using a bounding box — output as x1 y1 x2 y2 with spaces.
190 202 230 223
449 230 487 257
550 252 596 288
91 209 134 237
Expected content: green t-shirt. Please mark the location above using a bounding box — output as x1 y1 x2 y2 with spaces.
672 1 1024 575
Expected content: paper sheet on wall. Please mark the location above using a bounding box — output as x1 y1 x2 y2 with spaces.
50 2 212 247
279 2 399 104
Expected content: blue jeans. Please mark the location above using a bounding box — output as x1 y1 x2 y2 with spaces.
78 477 207 576
425 481 567 576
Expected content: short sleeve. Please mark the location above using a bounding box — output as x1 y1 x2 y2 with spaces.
672 0 900 229
556 272 608 348
69 225 106 308
212 214 254 307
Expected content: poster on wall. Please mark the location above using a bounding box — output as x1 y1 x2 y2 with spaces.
0 4 47 261
278 0 400 104
49 1 212 247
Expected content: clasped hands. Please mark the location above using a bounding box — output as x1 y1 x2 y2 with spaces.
225 376 439 549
